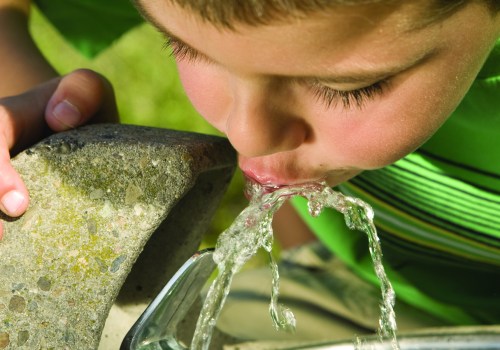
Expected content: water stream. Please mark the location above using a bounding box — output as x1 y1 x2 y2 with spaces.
191 181 399 350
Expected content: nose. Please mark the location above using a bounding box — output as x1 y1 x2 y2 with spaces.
225 80 308 158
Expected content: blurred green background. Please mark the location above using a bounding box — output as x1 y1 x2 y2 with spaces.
29 6 248 248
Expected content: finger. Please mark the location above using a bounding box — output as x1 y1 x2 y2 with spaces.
0 78 64 223
2 77 61 155
45 69 119 131
0 134 29 218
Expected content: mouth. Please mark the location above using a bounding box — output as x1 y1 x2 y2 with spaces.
239 156 361 191
239 155 324 187
241 167 323 188
242 171 287 193
242 171 329 202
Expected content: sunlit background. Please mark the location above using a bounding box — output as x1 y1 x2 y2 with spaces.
29 6 248 249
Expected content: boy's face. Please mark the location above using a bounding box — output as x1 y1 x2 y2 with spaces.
138 0 500 186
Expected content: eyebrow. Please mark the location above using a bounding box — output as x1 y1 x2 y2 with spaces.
134 0 435 85
312 52 433 85
309 46 437 85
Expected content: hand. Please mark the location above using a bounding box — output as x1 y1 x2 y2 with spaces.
0 69 118 238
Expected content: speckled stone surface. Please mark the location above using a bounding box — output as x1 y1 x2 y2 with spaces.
0 124 235 349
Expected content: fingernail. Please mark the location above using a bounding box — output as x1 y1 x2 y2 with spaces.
52 100 81 128
1 190 27 216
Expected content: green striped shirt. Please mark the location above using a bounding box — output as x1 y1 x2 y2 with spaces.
293 38 500 325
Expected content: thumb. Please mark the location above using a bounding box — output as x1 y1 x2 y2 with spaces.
45 68 119 131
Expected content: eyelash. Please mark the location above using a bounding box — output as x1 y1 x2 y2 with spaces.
164 37 387 110
163 37 205 63
306 80 386 109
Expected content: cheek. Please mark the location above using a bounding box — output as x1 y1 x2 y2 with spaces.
352 53 479 169
318 80 457 170
176 62 230 132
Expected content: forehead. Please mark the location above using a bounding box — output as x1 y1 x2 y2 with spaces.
135 0 445 28
136 0 440 76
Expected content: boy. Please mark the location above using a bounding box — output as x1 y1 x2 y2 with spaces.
1 0 499 341
128 0 500 332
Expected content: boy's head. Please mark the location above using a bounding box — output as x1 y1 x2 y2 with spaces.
136 0 500 186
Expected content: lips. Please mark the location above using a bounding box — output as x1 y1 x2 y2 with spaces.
239 155 361 188
238 155 325 187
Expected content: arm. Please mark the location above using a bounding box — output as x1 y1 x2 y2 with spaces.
272 202 317 250
0 0 58 95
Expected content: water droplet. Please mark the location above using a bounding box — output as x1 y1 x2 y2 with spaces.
307 199 324 217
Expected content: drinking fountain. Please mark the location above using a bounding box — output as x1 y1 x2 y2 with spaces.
0 124 235 349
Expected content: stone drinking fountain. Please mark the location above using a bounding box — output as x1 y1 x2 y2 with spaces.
0 124 236 349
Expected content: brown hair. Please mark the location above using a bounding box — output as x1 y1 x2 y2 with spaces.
166 0 499 28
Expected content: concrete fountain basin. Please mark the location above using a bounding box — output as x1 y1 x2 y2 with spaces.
0 124 236 349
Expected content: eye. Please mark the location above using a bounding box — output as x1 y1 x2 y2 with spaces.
307 80 387 109
163 36 208 63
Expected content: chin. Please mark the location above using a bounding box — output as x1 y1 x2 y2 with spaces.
324 169 362 187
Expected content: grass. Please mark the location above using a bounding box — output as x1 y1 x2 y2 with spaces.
29 7 248 248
